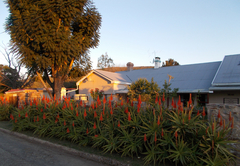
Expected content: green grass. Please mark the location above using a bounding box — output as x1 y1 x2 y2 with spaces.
0 121 172 166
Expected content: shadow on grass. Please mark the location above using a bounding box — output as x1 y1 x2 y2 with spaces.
0 121 173 166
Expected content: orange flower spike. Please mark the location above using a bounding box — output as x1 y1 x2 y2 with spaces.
217 110 221 119
84 109 87 119
37 116 39 122
95 135 98 138
18 113 21 118
231 117 234 129
220 117 223 126
94 111 97 118
206 126 209 135
131 101 133 107
15 119 17 123
110 107 113 115
189 93 192 105
86 128 89 134
103 96 106 104
161 128 164 137
154 132 157 143
95 102 98 109
137 107 140 113
43 113 46 120
125 107 128 114
99 112 103 121
177 95 181 106
229 112 232 121
118 121 121 127
155 95 158 104
80 100 83 107
217 131 220 138
93 122 96 130
110 94 113 101
120 100 123 106
158 97 161 105
72 121 75 127
128 112 131 121
188 111 191 121
67 128 70 133
53 94 56 101
162 93 165 102
223 119 226 130
97 95 100 103
174 131 178 140
57 112 60 118
144 134 147 142
76 111 79 117
25 112 28 118
202 107 206 117
157 116 160 126
197 110 200 116
102 108 105 115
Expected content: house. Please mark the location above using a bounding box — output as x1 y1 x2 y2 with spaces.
76 54 240 106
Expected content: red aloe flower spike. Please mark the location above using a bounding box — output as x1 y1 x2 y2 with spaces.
217 131 220 138
42 95 45 102
197 110 200 116
44 104 46 109
125 107 128 114
91 101 94 109
84 109 87 119
67 128 70 133
99 113 103 121
93 122 96 129
177 95 181 106
121 100 123 106
229 112 232 121
171 97 174 107
15 119 17 123
95 135 98 138
62 103 66 110
80 100 83 106
97 95 100 103
25 112 28 118
220 117 223 126
202 107 206 117
84 103 86 108
188 111 191 121
53 94 56 101
55 118 58 123
71 105 73 111
76 111 79 117
173 102 177 109
72 121 75 127
37 116 39 122
162 93 165 102
95 102 98 109
161 128 164 137
118 121 120 127
43 113 46 120
131 101 133 107
57 112 59 118
155 95 158 104
18 113 21 118
64 120 66 126
175 131 178 140
189 93 192 105
154 132 157 143
206 126 209 135
158 97 162 105
144 134 147 142
110 94 113 101
138 94 142 105
110 107 113 115
223 119 226 130
231 117 234 129
30 100 32 106
157 116 160 126
94 111 97 118
137 107 140 113
103 96 106 104
217 110 221 119
128 112 131 121
86 128 89 134
10 114 13 120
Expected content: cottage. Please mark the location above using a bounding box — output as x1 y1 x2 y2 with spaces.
76 54 240 106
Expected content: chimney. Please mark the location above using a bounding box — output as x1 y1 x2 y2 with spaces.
154 57 161 69
127 62 134 71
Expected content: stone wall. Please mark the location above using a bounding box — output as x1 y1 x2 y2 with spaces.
206 104 240 165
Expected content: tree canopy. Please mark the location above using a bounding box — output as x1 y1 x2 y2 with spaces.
5 0 101 99
162 58 180 67
97 53 114 69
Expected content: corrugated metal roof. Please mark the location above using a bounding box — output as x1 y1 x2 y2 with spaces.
116 61 221 93
212 54 240 86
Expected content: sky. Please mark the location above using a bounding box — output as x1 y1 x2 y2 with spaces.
0 0 240 69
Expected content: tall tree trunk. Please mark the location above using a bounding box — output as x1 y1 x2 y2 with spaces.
53 76 64 100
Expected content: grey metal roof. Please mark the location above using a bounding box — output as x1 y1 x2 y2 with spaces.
94 69 131 83
212 54 240 86
116 61 221 93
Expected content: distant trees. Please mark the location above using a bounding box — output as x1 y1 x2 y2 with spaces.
97 53 115 69
162 58 180 67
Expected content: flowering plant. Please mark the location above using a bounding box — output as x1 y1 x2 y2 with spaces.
90 88 104 101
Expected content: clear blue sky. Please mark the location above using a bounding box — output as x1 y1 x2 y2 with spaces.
1 0 240 69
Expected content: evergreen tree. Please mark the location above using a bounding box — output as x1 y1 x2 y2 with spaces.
5 0 101 99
